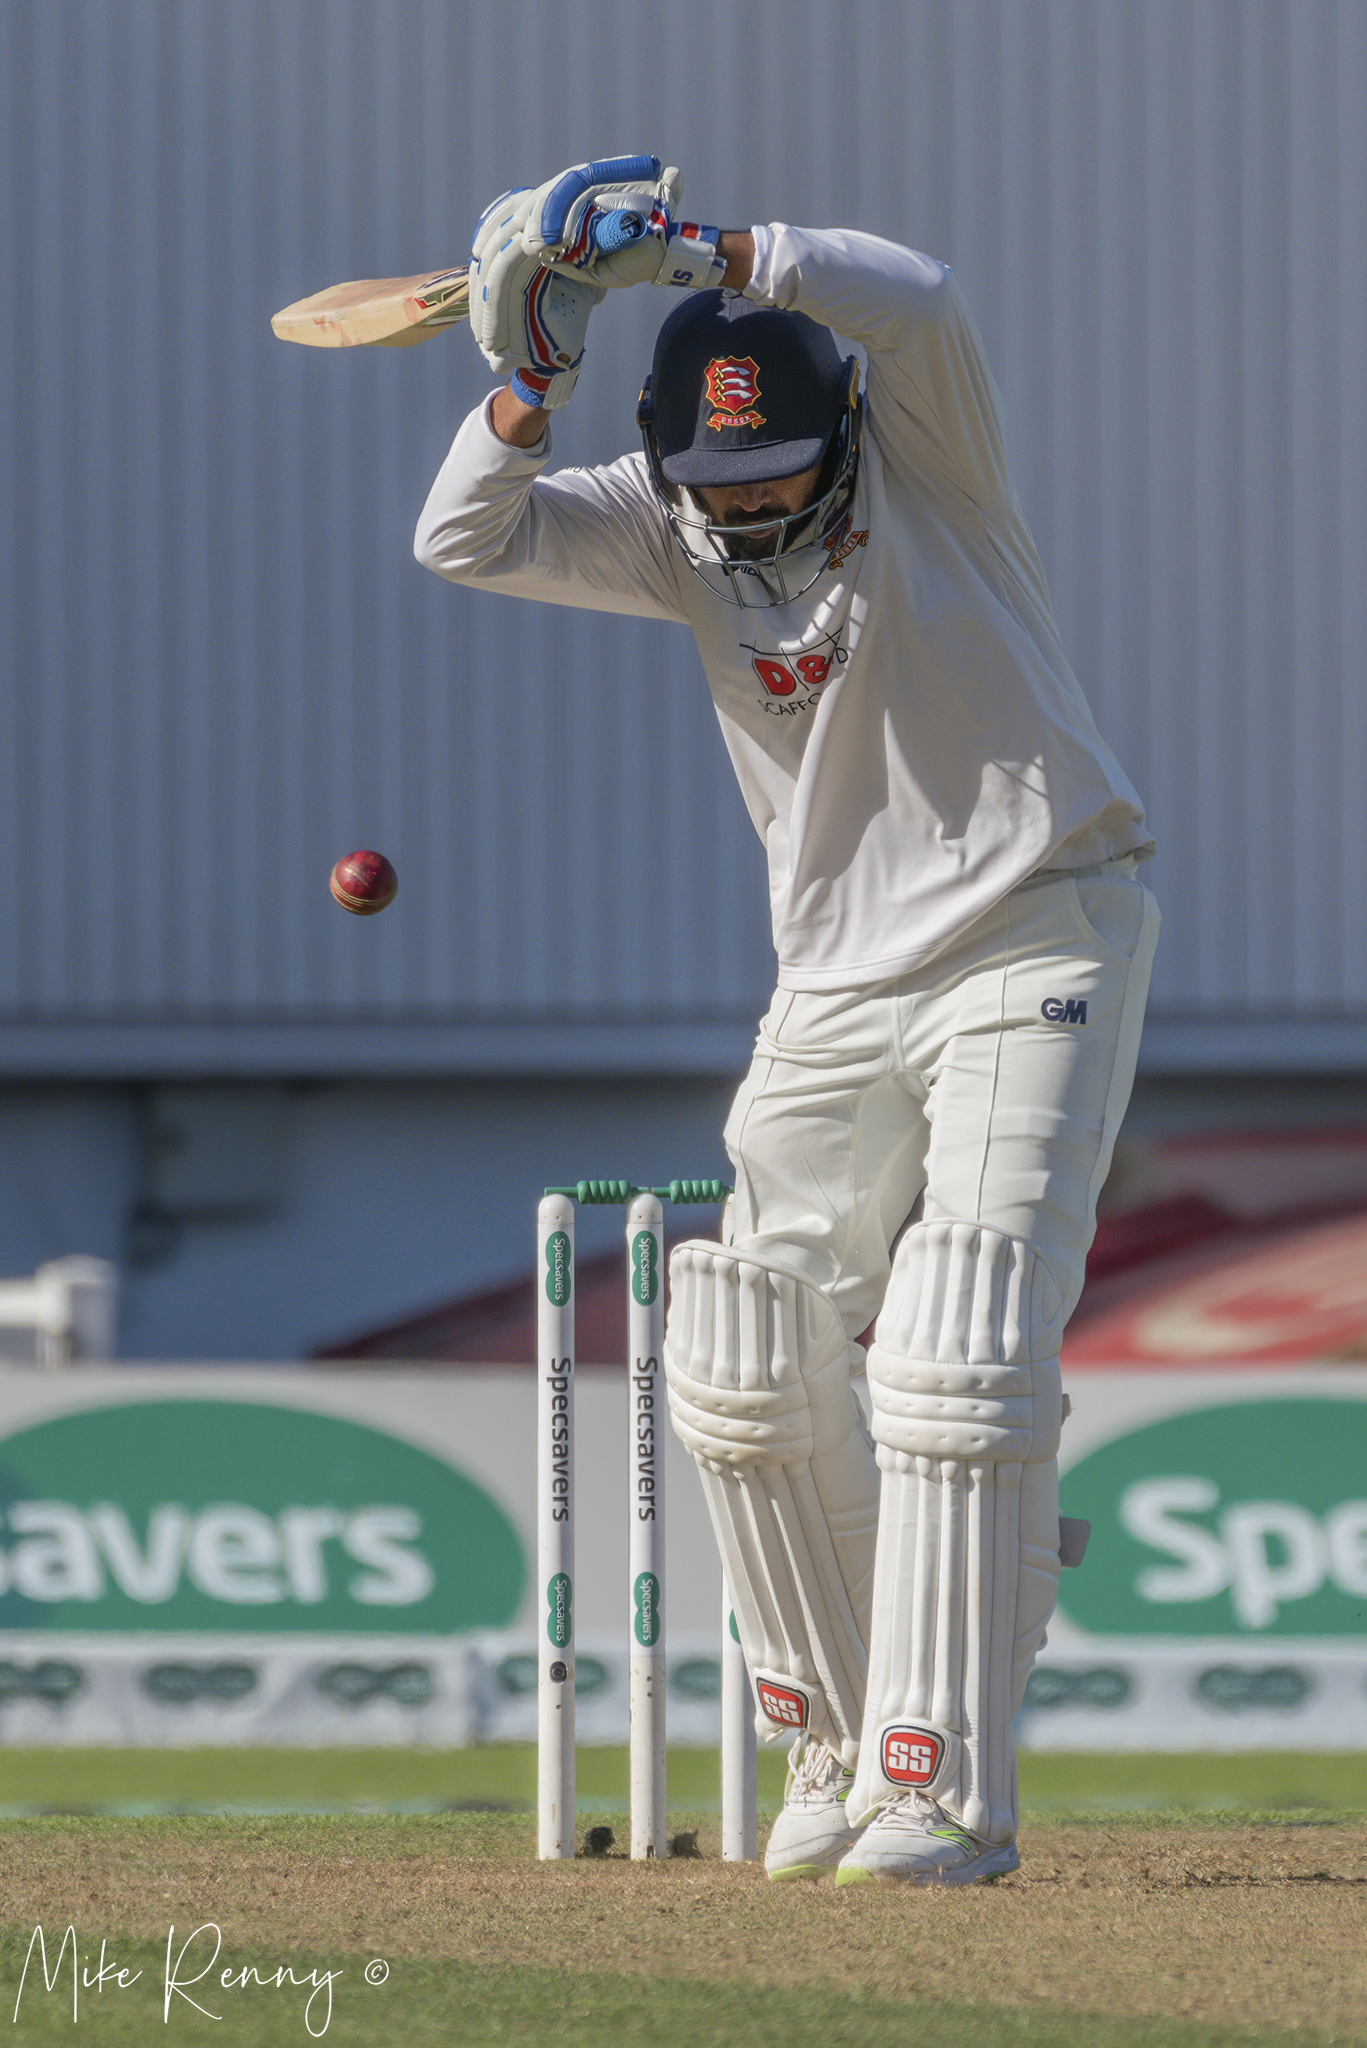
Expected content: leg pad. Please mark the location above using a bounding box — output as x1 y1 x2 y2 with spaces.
665 1242 878 1759
853 1223 1065 1840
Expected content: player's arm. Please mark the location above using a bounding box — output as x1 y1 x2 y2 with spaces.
489 384 551 450
742 225 1013 511
414 400 684 622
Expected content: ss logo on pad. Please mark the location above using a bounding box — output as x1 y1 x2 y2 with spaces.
756 1679 808 1729
881 1724 947 1786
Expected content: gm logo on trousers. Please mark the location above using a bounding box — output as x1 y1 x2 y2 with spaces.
1041 997 1088 1024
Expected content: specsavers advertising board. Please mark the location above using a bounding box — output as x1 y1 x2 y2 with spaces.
0 1367 721 1748
1041 1368 1367 1749
0 1365 1361 1749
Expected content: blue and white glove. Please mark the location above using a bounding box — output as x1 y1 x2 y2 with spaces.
469 186 606 410
520 154 726 292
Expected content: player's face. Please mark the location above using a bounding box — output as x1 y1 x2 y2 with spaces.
693 463 824 560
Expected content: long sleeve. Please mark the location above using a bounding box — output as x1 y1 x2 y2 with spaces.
414 394 688 624
744 224 1014 516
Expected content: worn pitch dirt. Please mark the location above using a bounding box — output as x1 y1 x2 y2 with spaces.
4 1814 1365 2040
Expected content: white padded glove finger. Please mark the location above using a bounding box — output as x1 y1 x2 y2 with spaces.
468 246 527 366
472 185 534 264
469 185 605 409
469 188 530 362
522 153 724 292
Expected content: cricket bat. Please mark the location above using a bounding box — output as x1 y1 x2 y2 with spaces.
271 267 470 349
271 206 653 350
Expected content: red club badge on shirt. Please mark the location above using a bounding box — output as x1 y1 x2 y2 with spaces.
705 355 765 432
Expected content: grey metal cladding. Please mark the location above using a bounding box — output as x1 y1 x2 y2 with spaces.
1 0 1364 1070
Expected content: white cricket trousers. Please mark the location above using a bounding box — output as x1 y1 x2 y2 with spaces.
724 861 1160 1348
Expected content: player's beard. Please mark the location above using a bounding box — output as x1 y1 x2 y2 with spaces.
718 506 805 561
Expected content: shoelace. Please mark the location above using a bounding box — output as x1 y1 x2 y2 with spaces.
785 1737 853 1807
872 1791 979 1850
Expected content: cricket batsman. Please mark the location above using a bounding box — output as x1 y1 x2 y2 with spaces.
416 155 1158 1886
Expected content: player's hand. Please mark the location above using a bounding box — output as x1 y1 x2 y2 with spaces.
469 187 605 410
520 154 675 288
520 154 725 292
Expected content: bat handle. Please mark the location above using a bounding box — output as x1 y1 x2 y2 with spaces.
594 208 648 256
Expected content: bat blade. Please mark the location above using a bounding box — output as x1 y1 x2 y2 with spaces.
272 268 470 348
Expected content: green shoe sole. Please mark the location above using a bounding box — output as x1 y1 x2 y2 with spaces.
766 1862 838 1882
834 1848 1019 1888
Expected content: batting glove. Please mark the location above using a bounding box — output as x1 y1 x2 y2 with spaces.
520 153 726 292
469 187 606 410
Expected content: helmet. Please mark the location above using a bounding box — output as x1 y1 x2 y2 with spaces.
637 292 863 608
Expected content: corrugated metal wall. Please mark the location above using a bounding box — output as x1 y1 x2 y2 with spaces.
2 0 1363 1073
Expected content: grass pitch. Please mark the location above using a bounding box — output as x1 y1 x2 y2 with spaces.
1 1751 1364 2045
3 1741 1365 1816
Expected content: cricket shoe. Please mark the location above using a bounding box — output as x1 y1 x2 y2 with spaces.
834 1791 1019 1887
764 1736 862 1881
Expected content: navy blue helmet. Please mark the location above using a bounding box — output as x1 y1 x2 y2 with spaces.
638 291 863 606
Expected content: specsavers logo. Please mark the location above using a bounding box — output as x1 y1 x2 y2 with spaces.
704 355 765 432
0 1400 525 1634
1058 1397 1367 1637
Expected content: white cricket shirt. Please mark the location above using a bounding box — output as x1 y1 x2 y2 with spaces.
415 224 1154 991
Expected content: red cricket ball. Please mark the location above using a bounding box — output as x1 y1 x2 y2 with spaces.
329 849 398 916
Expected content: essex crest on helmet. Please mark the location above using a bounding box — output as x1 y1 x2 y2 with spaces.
704 355 765 431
